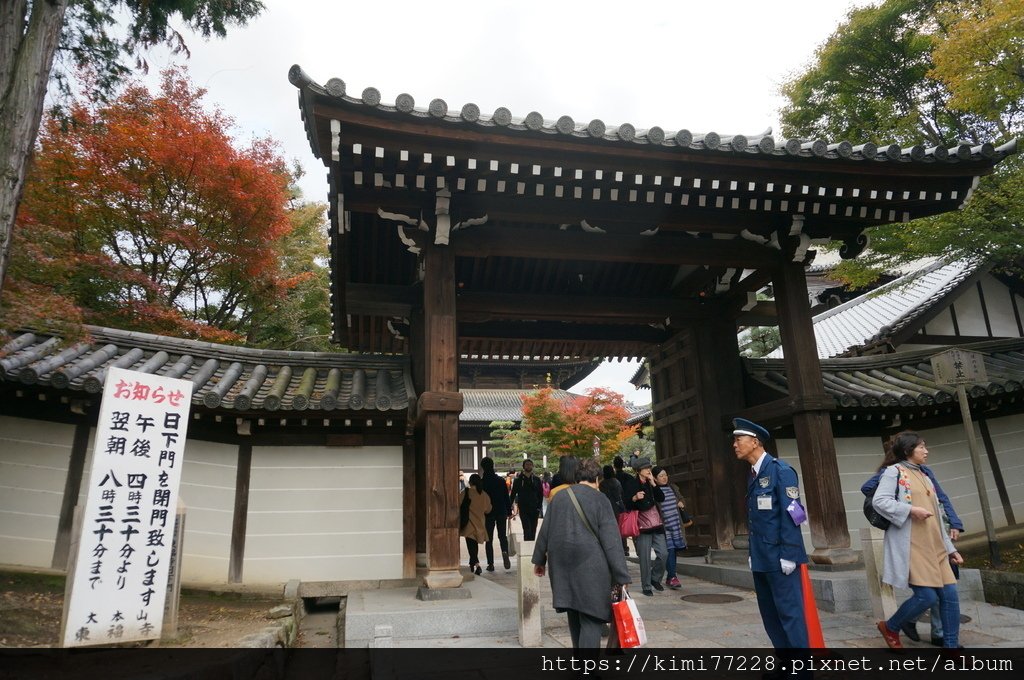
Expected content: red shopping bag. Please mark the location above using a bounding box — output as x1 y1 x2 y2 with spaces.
611 591 647 648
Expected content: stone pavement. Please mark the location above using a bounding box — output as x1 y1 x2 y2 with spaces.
378 520 1024 649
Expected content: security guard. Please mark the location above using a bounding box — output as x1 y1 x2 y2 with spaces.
733 417 809 649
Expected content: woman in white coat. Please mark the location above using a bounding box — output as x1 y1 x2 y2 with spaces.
872 432 964 649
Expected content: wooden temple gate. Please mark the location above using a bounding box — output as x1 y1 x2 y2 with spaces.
291 65 1013 587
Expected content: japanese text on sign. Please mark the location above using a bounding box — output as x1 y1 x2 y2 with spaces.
62 367 192 647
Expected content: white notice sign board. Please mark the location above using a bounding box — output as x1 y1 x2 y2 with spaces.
930 348 988 385
62 367 193 647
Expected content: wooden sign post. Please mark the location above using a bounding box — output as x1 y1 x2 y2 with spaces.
929 348 1001 567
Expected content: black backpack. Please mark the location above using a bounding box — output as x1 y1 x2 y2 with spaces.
863 473 899 530
863 495 891 530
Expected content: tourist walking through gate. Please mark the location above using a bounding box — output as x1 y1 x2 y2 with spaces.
872 431 964 649
532 457 631 648
510 458 544 541
480 456 513 571
654 466 688 590
624 455 666 596
459 473 491 575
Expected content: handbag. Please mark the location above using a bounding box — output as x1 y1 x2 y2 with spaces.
617 510 639 538
611 590 647 648
637 505 663 531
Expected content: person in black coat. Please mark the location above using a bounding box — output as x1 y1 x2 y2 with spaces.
480 456 512 571
625 454 666 596
614 455 633 556
509 458 544 541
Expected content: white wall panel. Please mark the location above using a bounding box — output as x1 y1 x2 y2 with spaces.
244 445 403 584
0 417 80 567
177 440 237 583
978 276 1021 337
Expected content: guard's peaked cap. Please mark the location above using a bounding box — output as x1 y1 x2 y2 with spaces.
732 417 770 442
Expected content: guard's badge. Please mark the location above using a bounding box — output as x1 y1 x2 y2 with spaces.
758 477 770 488
786 487 800 499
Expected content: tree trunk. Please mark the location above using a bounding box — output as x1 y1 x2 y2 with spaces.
0 0 69 296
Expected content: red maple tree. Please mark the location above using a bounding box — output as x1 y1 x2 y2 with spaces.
2 67 301 343
520 386 637 462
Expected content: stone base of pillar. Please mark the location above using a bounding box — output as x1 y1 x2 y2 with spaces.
416 552 428 569
810 547 861 567
416 584 471 601
730 533 749 550
418 568 464 593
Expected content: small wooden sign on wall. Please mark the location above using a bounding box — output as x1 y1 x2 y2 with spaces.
930 348 988 385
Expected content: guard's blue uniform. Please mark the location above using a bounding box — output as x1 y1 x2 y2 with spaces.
748 455 809 649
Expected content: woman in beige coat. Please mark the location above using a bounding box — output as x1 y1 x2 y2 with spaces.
460 473 492 575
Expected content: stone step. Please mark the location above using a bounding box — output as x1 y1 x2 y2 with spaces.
343 576 517 648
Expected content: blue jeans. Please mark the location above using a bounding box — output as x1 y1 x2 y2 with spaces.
886 584 960 647
665 545 678 579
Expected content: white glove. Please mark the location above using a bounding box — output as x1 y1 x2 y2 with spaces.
748 556 752 569
780 559 796 575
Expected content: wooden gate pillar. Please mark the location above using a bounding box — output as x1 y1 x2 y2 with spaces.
417 239 463 588
773 261 858 565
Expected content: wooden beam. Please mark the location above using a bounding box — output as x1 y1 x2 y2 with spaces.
457 291 714 324
410 227 782 268
52 421 90 570
229 442 253 584
346 283 416 317
458 320 670 344
736 301 778 326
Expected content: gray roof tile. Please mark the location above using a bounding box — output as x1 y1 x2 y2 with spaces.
290 66 1018 165
766 258 982 359
0 326 412 414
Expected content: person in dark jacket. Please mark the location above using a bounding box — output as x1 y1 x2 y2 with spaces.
533 457 632 648
625 454 666 596
510 458 544 541
480 456 512 571
599 464 626 515
614 454 633 556
862 456 963 646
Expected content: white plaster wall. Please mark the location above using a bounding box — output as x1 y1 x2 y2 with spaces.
924 306 958 336
774 436 882 553
177 439 238 583
243 445 403 585
979 275 1023 337
0 416 82 568
919 274 1023 339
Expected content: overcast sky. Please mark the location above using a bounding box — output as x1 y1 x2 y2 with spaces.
136 0 873 405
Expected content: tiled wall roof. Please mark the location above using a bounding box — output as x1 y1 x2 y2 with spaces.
0 327 413 414
748 339 1024 410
